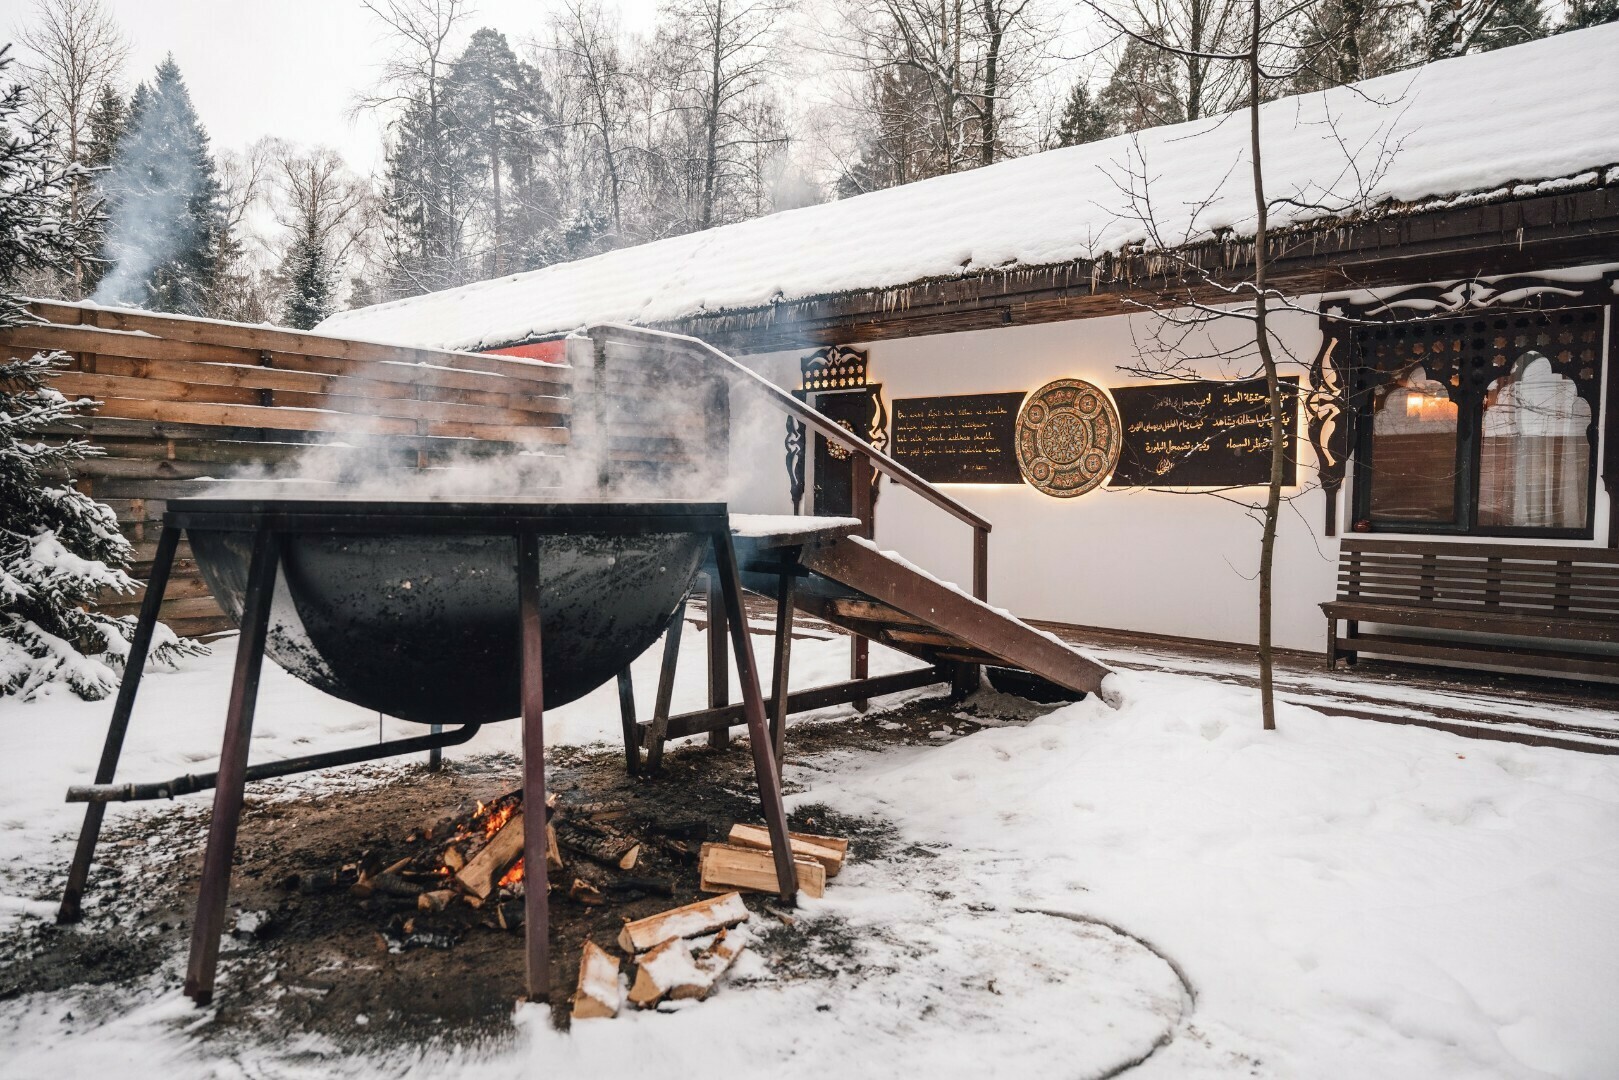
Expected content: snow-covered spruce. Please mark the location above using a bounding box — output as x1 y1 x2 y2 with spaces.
0 50 204 700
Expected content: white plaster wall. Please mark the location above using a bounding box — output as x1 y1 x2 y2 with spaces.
870 308 1337 652
724 350 799 516
728 286 1613 654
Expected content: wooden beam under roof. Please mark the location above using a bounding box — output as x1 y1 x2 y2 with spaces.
634 183 1619 354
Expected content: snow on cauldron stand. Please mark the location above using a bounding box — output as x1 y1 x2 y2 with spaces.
56 496 800 1007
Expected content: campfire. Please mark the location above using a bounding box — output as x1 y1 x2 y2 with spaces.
284 786 849 1019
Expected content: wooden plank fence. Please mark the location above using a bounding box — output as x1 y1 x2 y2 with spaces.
4 301 578 638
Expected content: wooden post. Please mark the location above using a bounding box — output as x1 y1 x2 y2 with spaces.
58 526 182 924
768 554 799 766
972 526 989 601
850 461 873 711
183 529 278 1005
644 598 687 774
517 531 551 1002
617 668 639 776
706 572 730 748
709 530 797 905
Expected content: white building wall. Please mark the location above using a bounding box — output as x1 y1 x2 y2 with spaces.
726 283 1613 655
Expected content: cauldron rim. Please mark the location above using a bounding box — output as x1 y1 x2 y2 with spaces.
167 496 728 528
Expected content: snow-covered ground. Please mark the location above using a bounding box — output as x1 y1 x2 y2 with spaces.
3 624 1618 1078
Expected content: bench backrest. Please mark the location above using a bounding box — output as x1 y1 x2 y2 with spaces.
1336 538 1619 624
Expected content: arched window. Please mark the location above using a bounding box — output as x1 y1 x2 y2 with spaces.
1349 307 1603 538
1368 366 1458 523
1478 354 1592 529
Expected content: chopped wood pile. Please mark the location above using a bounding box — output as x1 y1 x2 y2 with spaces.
571 826 851 1021
283 785 848 1020
284 788 673 949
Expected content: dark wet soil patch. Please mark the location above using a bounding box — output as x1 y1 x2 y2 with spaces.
0 689 1040 1054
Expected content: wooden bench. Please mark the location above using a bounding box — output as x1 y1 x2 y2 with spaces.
1323 538 1619 681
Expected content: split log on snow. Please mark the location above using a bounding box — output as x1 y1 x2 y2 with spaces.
572 940 622 1020
699 843 826 899
455 807 525 900
726 823 848 876
627 926 750 1008
617 891 750 953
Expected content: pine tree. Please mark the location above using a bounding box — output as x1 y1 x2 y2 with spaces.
78 83 126 295
93 56 235 315
379 89 481 297
1561 0 1617 27
1098 38 1188 135
1287 0 1417 92
279 231 336 330
0 48 201 700
1055 80 1111 147
445 28 552 279
1471 0 1550 50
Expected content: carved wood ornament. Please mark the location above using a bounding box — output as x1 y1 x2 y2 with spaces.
786 345 887 514
1015 379 1122 498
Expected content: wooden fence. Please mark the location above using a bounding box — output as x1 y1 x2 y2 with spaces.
4 302 577 638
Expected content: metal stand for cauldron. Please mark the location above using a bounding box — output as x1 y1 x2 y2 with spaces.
56 500 800 1007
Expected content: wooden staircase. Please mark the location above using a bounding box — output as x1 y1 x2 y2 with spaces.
624 517 1118 773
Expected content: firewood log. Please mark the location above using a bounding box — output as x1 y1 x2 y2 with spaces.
455 807 525 900
572 940 621 1020
725 823 848 876
617 891 750 953
699 843 825 898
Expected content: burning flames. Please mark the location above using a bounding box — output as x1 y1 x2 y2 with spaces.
459 796 525 889
478 799 518 838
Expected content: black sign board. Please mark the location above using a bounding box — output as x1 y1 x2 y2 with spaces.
891 393 1025 485
1110 377 1298 488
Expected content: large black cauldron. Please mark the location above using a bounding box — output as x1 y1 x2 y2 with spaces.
178 498 714 725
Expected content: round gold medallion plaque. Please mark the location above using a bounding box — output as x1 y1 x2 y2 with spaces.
1015 379 1121 497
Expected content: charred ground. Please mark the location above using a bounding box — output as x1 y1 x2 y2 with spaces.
0 692 1027 1054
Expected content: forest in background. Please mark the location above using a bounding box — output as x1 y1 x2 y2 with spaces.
6 0 1614 330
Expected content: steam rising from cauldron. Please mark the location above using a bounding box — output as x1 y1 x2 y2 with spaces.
206 333 798 513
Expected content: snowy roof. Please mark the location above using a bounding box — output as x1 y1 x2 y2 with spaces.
319 26 1619 353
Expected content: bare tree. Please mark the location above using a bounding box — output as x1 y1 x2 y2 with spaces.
271 145 374 270
16 0 127 290
829 0 1054 189
1093 0 1250 129
659 0 789 229
360 0 477 295
1094 0 1400 729
546 0 636 238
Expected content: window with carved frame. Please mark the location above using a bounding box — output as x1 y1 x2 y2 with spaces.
1348 306 1605 539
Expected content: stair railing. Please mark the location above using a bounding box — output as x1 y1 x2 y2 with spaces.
578 323 991 600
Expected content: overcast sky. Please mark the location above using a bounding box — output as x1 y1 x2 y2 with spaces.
1 0 662 175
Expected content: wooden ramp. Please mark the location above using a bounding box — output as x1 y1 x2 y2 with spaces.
625 517 1117 773
766 530 1115 701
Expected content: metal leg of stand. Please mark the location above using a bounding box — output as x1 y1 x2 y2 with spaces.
710 530 797 904
644 598 686 775
429 724 443 771
184 529 278 1005
58 526 182 924
518 531 551 1002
